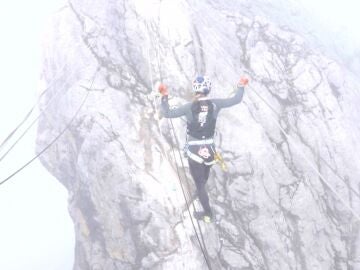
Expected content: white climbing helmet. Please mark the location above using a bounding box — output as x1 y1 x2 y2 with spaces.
192 75 211 95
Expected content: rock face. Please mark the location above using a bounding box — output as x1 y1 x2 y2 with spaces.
37 1 360 269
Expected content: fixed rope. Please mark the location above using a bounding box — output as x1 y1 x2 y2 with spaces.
0 55 85 163
0 63 67 153
145 21 213 270
0 70 97 187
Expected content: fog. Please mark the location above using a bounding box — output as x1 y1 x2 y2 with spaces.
0 1 74 270
0 0 359 269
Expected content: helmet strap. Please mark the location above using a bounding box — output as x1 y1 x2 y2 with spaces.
194 93 205 100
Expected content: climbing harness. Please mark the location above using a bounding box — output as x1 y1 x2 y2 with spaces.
184 138 227 171
187 138 214 145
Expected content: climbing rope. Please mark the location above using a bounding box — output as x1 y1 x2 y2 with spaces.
0 63 67 153
0 68 80 164
145 20 213 270
0 45 87 163
0 69 98 187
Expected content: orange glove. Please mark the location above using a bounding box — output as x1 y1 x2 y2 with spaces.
158 83 168 96
237 77 249 87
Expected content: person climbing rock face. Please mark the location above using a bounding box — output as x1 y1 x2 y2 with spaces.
159 75 248 223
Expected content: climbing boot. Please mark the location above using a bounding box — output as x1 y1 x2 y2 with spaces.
193 211 213 223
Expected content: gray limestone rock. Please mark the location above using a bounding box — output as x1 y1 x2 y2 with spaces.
37 0 360 269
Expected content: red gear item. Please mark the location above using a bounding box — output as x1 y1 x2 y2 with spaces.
238 77 249 87
158 83 168 96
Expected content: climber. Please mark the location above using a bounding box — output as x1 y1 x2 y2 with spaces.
158 75 248 223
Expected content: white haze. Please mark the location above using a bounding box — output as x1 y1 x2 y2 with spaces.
0 0 359 270
0 1 74 270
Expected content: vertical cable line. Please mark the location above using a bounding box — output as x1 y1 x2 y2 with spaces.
183 1 360 221
0 70 97 187
145 20 213 270
167 119 213 267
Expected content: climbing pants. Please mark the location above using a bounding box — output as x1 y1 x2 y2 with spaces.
188 158 212 215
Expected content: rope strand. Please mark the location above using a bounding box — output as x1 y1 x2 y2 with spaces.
0 70 97 186
145 20 213 270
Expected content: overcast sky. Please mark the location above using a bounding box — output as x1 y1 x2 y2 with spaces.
0 1 74 270
0 1 359 270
